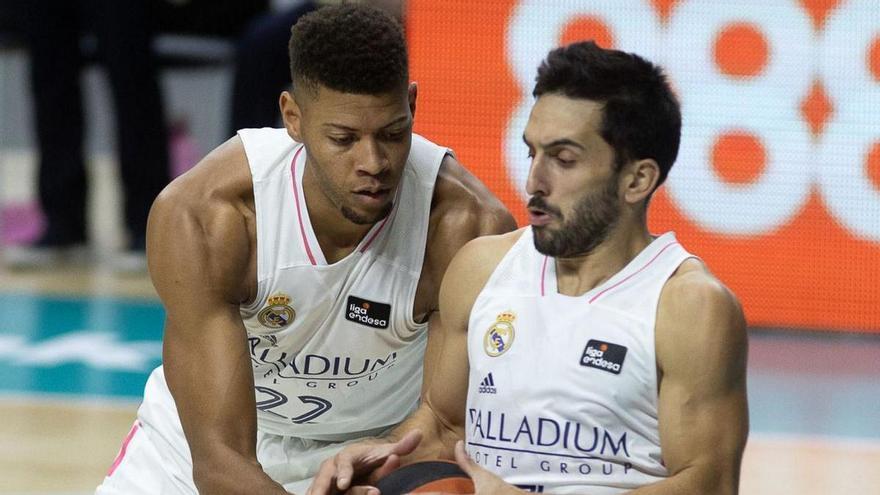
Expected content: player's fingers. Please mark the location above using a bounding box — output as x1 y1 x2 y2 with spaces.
335 451 357 490
391 429 423 456
369 453 402 483
346 486 380 495
309 457 341 495
453 440 476 477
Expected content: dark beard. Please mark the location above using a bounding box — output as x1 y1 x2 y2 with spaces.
530 179 620 258
340 202 393 225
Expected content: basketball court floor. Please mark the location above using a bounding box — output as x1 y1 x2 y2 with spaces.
2 158 879 494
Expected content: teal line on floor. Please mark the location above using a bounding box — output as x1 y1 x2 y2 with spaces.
2 293 879 440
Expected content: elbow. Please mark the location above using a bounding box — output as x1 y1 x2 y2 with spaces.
695 466 740 495
664 463 739 495
717 472 741 495
192 458 227 493
192 462 223 494
191 450 262 494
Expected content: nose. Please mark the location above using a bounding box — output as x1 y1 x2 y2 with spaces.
355 138 389 177
525 154 548 197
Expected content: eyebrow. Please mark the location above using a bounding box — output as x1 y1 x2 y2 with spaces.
522 134 585 150
323 116 410 132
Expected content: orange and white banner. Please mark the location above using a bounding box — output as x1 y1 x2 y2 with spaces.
408 0 880 332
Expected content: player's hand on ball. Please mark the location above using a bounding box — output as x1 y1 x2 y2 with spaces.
307 430 423 495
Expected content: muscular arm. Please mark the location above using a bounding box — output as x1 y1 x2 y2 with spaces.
417 156 517 388
148 140 289 494
628 262 749 495
388 231 521 463
385 156 516 459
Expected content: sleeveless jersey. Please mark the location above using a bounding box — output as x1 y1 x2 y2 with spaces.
465 229 695 494
238 128 446 439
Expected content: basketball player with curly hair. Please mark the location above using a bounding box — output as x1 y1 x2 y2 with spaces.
95 4 515 494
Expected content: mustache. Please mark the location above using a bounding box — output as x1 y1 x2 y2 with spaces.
527 196 561 217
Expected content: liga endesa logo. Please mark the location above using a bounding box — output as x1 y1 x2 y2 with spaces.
345 295 390 329
409 0 880 332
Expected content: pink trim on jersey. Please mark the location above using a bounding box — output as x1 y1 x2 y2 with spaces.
588 241 679 304
540 255 549 296
290 146 317 265
107 421 140 477
359 186 401 253
360 212 392 253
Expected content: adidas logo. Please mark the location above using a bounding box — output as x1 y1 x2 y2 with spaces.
478 372 497 394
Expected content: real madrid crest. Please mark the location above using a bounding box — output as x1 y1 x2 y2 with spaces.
258 292 296 329
484 310 516 357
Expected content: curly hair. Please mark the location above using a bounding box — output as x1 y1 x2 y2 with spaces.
534 41 681 188
288 3 408 95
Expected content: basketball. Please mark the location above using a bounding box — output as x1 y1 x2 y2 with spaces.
374 460 475 494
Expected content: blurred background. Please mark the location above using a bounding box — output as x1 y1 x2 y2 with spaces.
1 0 879 493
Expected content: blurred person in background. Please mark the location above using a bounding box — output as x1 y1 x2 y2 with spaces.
4 0 272 272
230 0 318 134
4 0 171 272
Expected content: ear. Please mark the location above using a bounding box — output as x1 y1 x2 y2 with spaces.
408 82 418 120
279 90 304 142
622 158 660 205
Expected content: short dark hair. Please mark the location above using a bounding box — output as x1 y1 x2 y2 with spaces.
534 41 681 188
288 3 408 95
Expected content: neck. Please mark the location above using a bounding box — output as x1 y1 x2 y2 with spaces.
301 158 376 263
553 221 653 297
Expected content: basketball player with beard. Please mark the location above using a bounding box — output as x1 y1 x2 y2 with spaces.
95 5 514 494
310 41 748 495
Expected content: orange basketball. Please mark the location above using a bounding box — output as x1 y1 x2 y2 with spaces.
374 460 475 494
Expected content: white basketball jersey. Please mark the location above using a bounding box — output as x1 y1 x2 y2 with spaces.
238 128 447 439
466 229 695 494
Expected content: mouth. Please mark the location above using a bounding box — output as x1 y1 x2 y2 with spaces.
352 187 392 206
527 207 553 227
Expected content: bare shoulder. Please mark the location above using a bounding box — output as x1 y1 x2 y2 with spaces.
448 228 526 284
147 136 256 305
418 155 517 313
156 135 253 210
151 136 255 237
656 258 747 373
429 154 517 243
661 259 743 321
439 228 526 324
